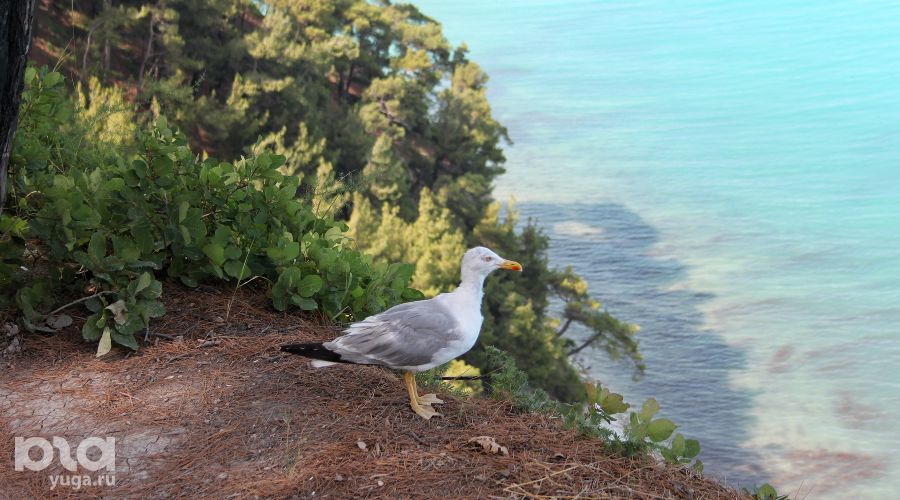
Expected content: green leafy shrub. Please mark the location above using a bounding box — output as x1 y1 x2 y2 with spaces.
617 397 702 470
483 346 702 470
743 483 790 500
3 67 421 354
0 214 28 308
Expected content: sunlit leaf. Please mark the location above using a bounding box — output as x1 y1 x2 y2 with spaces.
96 327 112 357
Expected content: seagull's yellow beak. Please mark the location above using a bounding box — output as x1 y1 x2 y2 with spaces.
499 260 523 272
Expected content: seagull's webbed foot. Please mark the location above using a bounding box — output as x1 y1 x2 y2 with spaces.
417 393 444 405
411 402 442 419
404 371 444 420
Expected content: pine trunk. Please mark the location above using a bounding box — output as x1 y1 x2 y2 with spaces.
0 0 37 215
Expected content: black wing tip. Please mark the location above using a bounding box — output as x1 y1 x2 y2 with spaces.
280 342 346 363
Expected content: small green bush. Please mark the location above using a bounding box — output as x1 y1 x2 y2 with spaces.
2 67 421 354
483 346 703 470
743 483 790 500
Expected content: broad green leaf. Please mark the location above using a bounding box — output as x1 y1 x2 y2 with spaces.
43 71 62 87
104 177 126 192
670 433 685 457
272 295 288 312
144 300 166 318
71 205 94 221
213 225 232 244
112 236 141 262
179 224 192 244
134 272 153 294
111 330 139 350
82 314 103 341
647 418 677 442
178 200 189 222
283 241 300 261
224 260 250 280
683 439 701 458
116 314 145 336
600 391 629 415
88 232 106 263
123 169 140 187
324 225 344 242
297 275 323 297
639 398 659 421
265 246 284 261
755 484 777 500
181 211 207 240
629 413 641 432
132 226 154 254
140 280 163 299
131 159 148 179
290 295 318 310
253 211 267 224
224 245 242 260
203 243 226 266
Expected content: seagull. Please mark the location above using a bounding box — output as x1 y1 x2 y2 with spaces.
281 246 522 419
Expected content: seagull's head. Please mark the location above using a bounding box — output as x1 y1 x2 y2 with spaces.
462 247 522 279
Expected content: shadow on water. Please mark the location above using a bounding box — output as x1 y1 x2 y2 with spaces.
516 201 768 488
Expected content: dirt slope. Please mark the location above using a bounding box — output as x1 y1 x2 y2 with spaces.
1 285 741 498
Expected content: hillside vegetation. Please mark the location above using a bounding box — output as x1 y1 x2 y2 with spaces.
11 0 639 401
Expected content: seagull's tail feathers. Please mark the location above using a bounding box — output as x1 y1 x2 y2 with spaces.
280 342 345 368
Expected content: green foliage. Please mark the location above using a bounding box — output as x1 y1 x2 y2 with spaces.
618 398 702 471
30 0 644 400
484 346 702 471
0 215 28 308
3 67 419 353
743 483 790 500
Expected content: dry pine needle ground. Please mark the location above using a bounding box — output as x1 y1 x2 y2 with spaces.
1 284 742 499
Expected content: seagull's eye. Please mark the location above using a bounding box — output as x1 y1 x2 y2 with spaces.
483 256 493 262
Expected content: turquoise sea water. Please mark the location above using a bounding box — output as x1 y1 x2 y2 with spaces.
414 1 900 497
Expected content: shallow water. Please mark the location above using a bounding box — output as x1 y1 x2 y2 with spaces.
415 1 900 497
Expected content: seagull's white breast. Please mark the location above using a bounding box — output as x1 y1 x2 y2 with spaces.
425 289 483 367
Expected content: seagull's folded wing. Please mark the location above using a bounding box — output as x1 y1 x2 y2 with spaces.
327 301 461 368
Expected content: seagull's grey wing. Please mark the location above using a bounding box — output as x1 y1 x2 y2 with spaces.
325 300 460 368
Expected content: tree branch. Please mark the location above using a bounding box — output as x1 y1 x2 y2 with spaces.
556 317 573 337
568 330 605 357
45 291 117 318
376 97 412 131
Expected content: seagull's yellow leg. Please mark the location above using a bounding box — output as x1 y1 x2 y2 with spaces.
404 372 441 419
